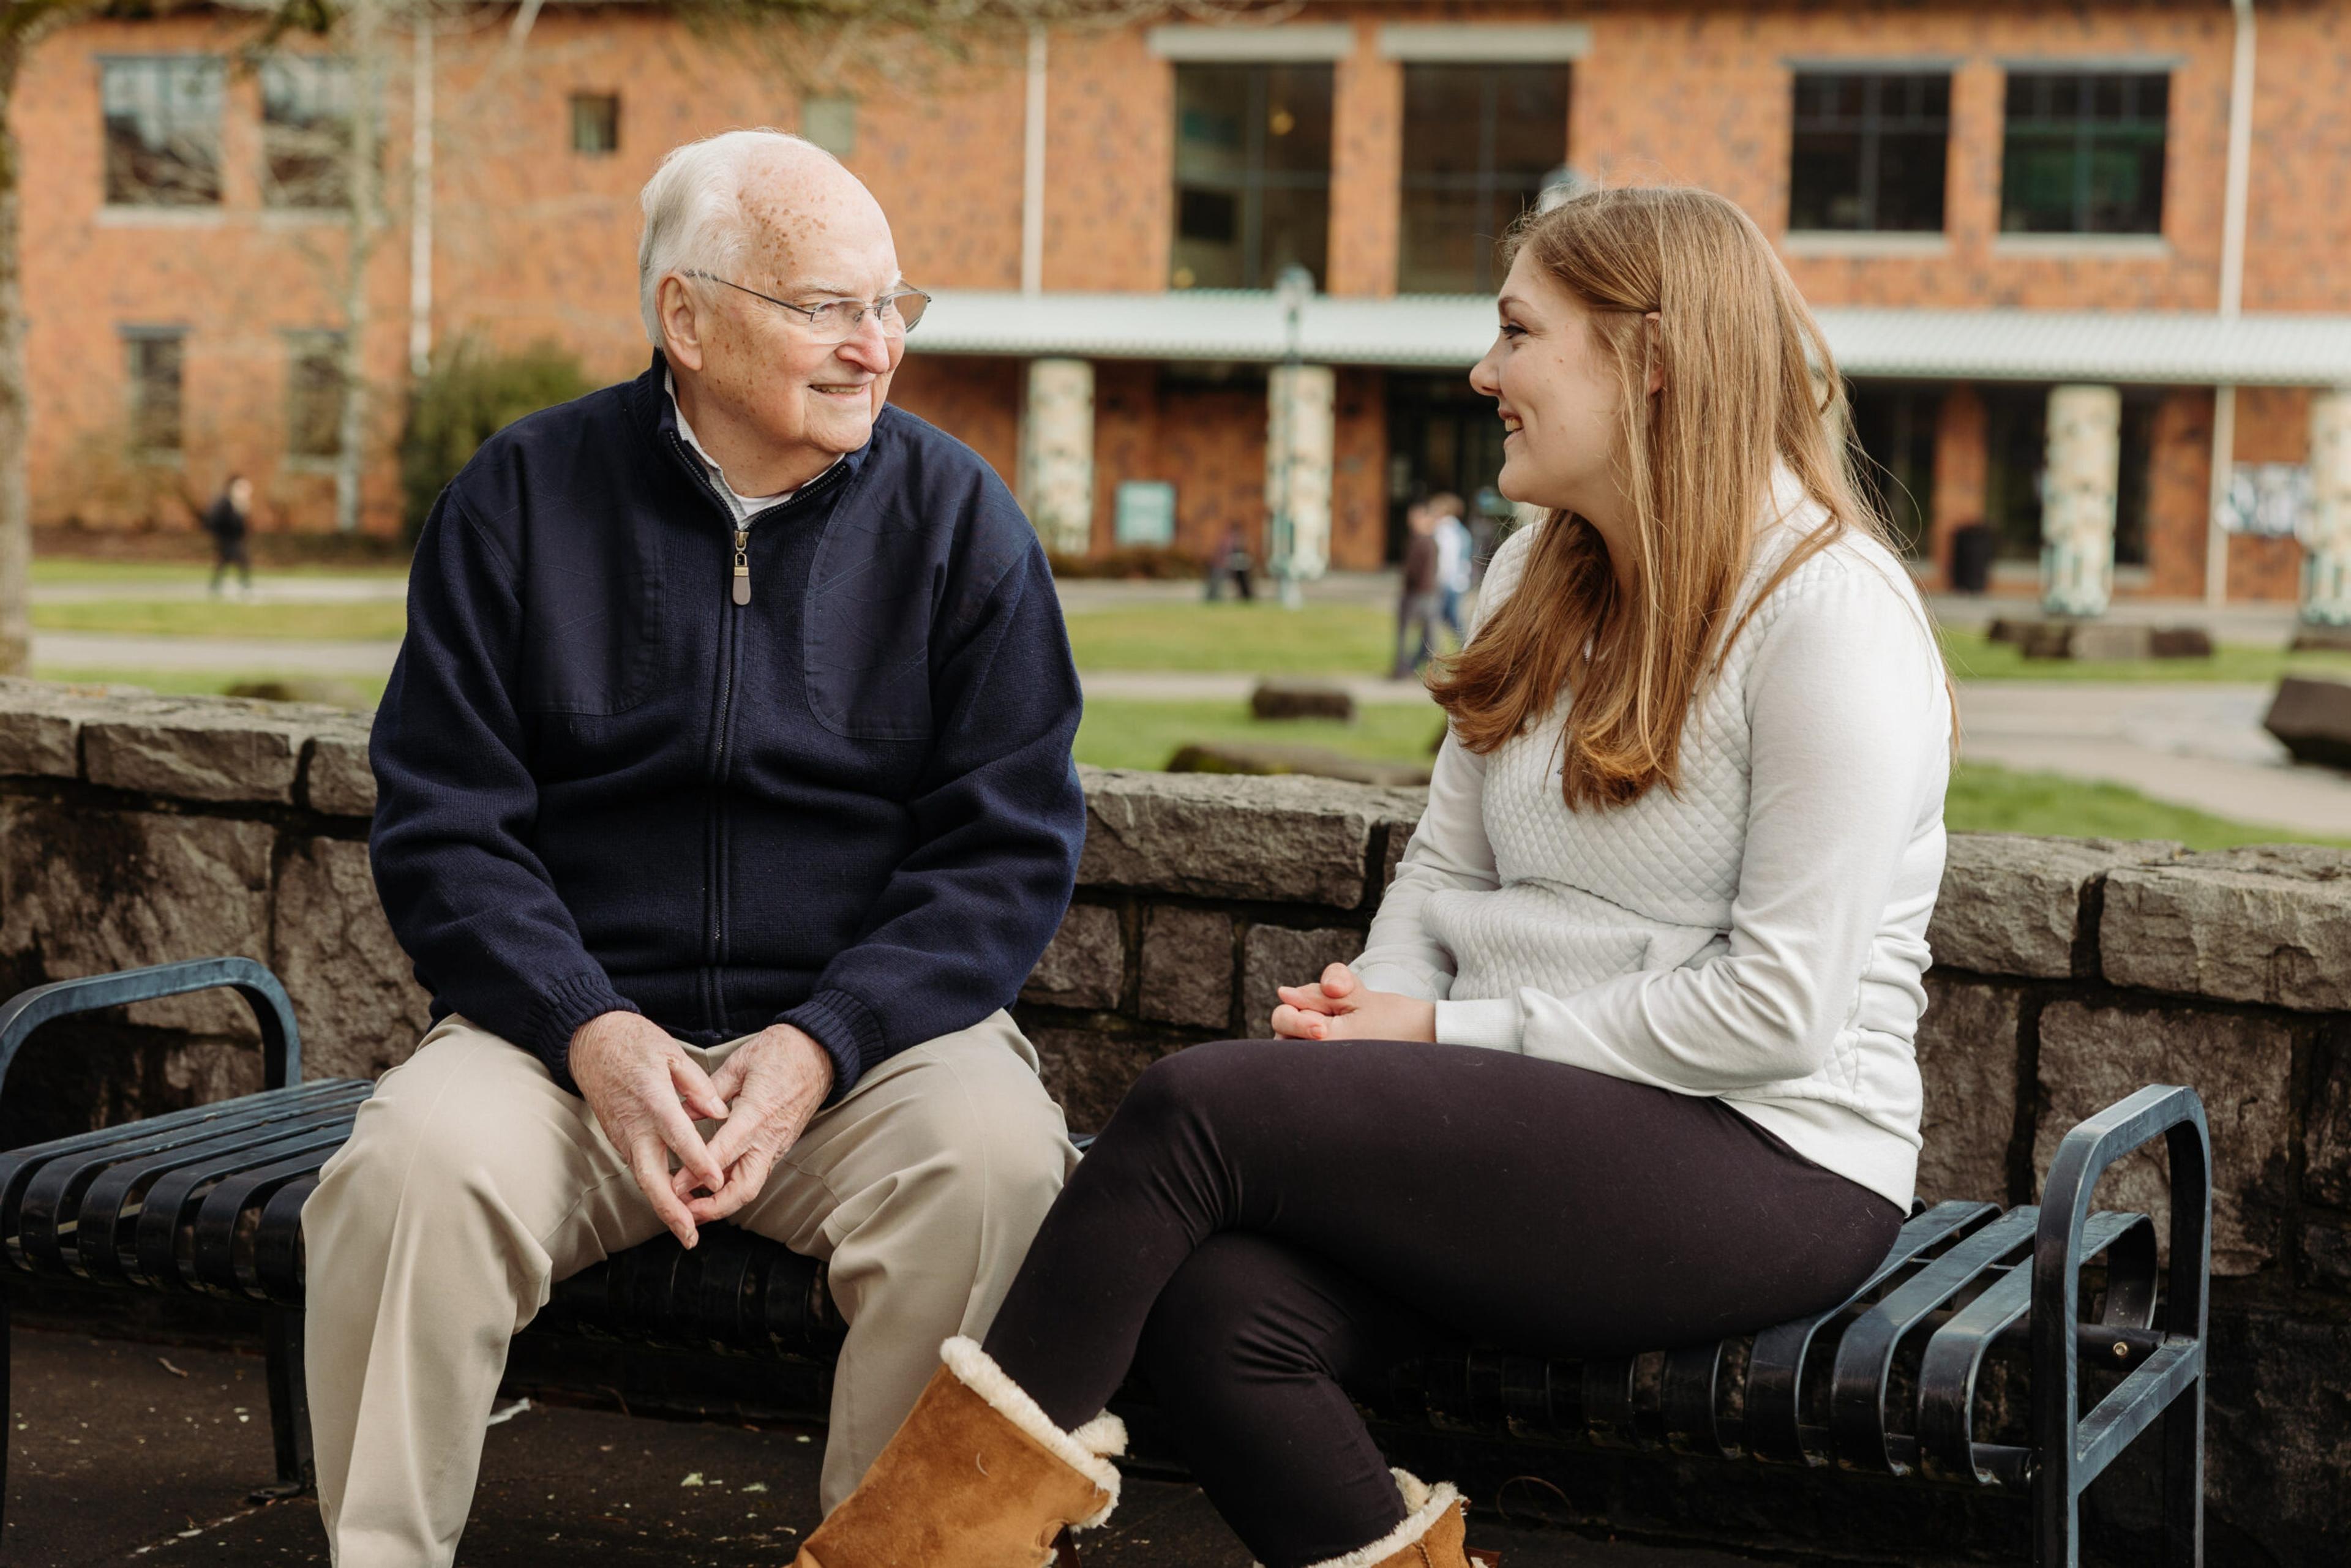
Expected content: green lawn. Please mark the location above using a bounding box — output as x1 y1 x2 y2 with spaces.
1937 627 2351 685
31 668 389 706
1065 604 2351 686
1077 699 1445 772
1066 604 1416 675
1077 698 2343 849
31 599 409 640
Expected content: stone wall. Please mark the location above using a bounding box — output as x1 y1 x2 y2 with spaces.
2 682 2347 1564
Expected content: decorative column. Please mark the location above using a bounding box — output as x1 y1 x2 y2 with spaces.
1018 358 1093 557
2041 384 2122 617
2302 389 2351 626
1265 362 1335 582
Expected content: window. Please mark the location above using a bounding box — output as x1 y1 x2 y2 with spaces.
1171 64 1333 290
2001 70 2169 234
262 56 353 208
1398 65 1569 293
102 56 223 207
286 332 347 460
1982 384 2156 565
1844 383 1942 558
1789 71 1949 233
801 94 855 157
571 92 620 156
122 329 186 456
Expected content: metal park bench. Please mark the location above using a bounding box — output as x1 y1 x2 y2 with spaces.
0 958 2211 1566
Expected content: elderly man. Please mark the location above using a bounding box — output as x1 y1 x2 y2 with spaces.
303 129 1087 1566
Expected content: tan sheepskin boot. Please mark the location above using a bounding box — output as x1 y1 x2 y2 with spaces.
792 1336 1126 1568
1293 1469 1475 1568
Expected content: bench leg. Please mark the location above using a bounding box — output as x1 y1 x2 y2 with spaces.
1 1286 10 1542
2164 1377 2205 1567
263 1307 314 1493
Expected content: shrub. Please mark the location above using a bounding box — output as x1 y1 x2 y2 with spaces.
399 337 596 542
1046 544 1204 580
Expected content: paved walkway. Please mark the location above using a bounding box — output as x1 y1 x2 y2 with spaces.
7 1326 1772 1566
30 577 407 605
36 631 403 677
1955 680 2351 838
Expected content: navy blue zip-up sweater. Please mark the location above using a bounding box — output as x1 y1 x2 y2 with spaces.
369 353 1086 1098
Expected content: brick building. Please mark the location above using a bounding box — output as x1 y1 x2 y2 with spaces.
18 1 2351 605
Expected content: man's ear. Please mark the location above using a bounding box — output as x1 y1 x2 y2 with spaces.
1643 310 1665 397
658 274 708 373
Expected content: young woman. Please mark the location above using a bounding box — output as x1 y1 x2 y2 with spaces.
787 186 1954 1568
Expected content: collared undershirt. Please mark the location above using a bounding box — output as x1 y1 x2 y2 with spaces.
665 369 837 525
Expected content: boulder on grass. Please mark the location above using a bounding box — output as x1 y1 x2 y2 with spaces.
1250 681 1356 722
2263 675 2351 771
1167 741 1430 788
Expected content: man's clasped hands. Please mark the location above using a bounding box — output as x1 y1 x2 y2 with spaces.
570 961 1441 1250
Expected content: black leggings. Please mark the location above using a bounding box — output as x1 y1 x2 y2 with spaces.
982 1039 1902 1568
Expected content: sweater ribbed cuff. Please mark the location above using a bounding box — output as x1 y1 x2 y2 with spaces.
1434 996 1523 1053
529 971 641 1092
776 988 888 1106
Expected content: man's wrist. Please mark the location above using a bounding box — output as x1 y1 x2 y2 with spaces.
765 1023 837 1099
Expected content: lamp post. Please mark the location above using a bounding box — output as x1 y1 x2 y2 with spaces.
1270 262 1314 609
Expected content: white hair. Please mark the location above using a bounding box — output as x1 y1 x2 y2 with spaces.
636 129 838 344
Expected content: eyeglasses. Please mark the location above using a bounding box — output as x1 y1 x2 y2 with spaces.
683 271 931 343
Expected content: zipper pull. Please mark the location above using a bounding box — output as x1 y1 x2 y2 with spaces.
732 528 751 606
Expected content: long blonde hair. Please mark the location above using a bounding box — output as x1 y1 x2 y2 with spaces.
1430 185 1939 809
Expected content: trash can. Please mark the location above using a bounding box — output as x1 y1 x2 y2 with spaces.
1949 522 1996 595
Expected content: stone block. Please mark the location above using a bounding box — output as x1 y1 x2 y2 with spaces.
0 800 275 1038
2290 623 2351 654
1379 817 1419 896
0 678 95 778
302 713 378 818
2204 1312 2351 1555
81 696 337 805
1913 978 2020 1204
1077 767 1426 909
1240 924 1363 1041
1250 680 1355 722
2061 622 2153 661
1021 903 1124 1011
1931 834 2177 978
2263 675 2351 770
2034 1002 2293 1276
2304 1219 2351 1292
270 837 433 1081
2307 1037 2351 1210
1137 906 1234 1030
2102 844 2351 1010
1027 1026 1169 1135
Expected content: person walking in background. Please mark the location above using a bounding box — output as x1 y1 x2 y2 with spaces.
1391 500 1443 678
1430 490 1472 644
1204 521 1256 601
203 475 253 598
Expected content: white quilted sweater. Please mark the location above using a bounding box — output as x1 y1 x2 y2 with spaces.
1353 473 1951 1208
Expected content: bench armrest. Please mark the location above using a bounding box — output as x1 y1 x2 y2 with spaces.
0 958 302 1095
2030 1084 2210 1545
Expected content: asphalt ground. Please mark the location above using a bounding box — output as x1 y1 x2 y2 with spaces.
4 1327 1786 1567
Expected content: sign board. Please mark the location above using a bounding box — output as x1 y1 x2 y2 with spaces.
1114 481 1177 547
2216 462 2311 539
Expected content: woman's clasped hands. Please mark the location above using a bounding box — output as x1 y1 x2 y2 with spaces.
1270 962 1438 1043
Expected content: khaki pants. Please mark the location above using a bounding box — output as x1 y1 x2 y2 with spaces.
302 1010 1076 1568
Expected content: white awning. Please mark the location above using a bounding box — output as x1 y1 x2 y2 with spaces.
914 290 2351 387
